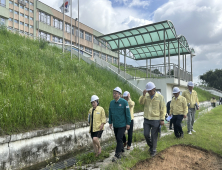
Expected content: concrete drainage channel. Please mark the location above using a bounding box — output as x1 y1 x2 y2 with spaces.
39 102 213 170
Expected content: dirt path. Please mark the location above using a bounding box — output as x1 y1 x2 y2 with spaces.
133 145 222 170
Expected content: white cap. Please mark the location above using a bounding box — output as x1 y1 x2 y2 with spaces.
123 91 129 97
173 87 180 93
146 82 156 91
157 91 161 95
187 81 194 87
91 95 99 102
113 87 122 94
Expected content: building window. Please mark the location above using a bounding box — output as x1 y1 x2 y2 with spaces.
20 21 24 25
72 26 74 35
0 17 5 25
93 50 100 58
85 47 92 54
30 25 33 28
9 18 13 21
30 2 33 6
25 15 29 19
20 13 24 17
14 19 19 23
25 0 28 3
93 36 100 45
25 23 29 27
107 56 112 63
53 36 63 43
65 40 71 44
39 11 50 25
20 5 24 9
25 7 28 11
101 40 106 48
14 3 18 7
113 58 117 64
76 29 84 39
30 9 33 13
25 31 28 35
85 32 92 42
65 23 71 33
101 53 106 61
30 33 33 36
20 30 24 34
14 11 19 15
9 9 13 13
30 17 33 20
9 0 13 4
107 43 111 49
8 27 13 30
39 31 50 41
53 18 63 30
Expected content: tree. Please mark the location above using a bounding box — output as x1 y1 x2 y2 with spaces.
199 69 222 91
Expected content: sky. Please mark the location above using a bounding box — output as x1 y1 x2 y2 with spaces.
39 0 222 83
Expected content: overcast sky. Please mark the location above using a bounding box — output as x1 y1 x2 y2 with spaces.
39 0 222 83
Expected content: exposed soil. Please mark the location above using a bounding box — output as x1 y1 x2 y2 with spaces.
132 145 222 170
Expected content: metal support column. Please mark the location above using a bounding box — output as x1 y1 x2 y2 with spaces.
164 30 166 76
78 0 80 61
191 54 193 81
70 0 72 59
178 39 180 85
168 41 170 77
146 59 148 78
150 59 151 78
124 49 126 78
62 0 65 53
118 39 120 74
185 54 187 81
183 55 184 80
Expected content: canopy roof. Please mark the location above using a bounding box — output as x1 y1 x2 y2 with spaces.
97 20 195 60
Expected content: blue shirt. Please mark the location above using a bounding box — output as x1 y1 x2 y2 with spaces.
109 98 131 128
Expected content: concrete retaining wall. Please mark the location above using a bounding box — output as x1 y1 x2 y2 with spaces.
0 112 144 170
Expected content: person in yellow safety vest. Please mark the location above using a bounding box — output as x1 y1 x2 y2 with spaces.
169 87 188 139
211 97 217 107
139 82 166 157
88 95 106 157
122 91 135 150
182 81 199 135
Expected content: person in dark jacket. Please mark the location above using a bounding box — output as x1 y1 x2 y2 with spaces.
167 99 173 130
109 87 131 162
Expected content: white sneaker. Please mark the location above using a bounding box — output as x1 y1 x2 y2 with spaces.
192 129 196 132
188 131 192 135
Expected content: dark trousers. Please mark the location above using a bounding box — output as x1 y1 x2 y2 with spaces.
143 119 159 153
172 115 184 138
169 118 173 129
114 127 126 158
123 120 134 146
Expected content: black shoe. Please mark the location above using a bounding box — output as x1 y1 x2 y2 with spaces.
180 133 184 138
150 152 156 157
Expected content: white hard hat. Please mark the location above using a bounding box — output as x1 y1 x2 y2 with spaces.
157 91 161 95
91 95 99 102
173 87 180 93
113 87 122 94
146 82 156 91
187 81 194 87
123 91 129 97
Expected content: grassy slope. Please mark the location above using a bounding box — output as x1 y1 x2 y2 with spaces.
106 105 222 170
0 27 143 135
194 87 219 102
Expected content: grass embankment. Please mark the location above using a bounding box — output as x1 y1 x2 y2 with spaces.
194 87 219 102
0 26 143 135
106 105 222 170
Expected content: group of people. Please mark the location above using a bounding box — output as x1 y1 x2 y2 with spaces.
88 81 199 162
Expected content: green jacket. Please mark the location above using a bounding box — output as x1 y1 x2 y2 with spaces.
109 98 131 128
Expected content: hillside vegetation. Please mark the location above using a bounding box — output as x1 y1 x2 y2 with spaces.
0 26 143 135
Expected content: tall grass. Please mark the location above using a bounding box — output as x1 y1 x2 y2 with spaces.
0 26 143 134
194 87 219 102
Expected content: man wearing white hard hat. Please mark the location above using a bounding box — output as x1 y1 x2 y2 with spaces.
109 87 131 162
182 81 199 135
122 91 135 150
169 87 188 138
88 95 106 157
139 82 166 156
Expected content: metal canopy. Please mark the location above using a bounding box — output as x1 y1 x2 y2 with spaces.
97 20 195 60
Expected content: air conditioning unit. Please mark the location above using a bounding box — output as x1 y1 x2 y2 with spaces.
18 0 26 6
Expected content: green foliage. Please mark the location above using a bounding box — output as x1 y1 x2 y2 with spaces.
39 39 48 49
0 28 143 134
200 69 222 91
